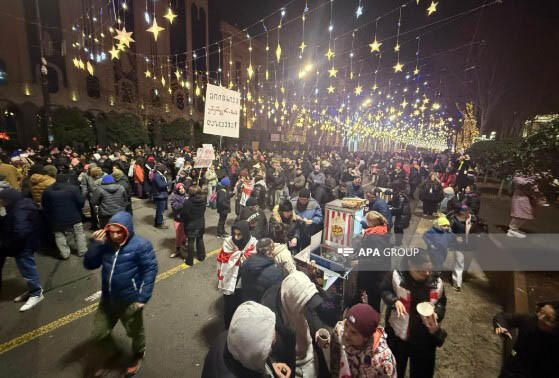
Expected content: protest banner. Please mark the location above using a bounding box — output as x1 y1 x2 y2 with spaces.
203 84 241 138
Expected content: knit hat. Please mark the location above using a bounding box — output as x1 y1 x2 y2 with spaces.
246 197 258 207
112 168 124 181
299 188 311 199
175 183 184 191
43 165 58 178
458 204 471 214
147 156 155 162
433 215 450 229
278 199 293 212
220 177 230 187
346 304 380 339
443 187 455 195
101 175 115 184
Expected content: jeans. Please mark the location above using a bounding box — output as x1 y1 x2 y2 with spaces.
91 300 145 357
217 212 228 235
154 198 167 226
388 335 436 378
0 249 42 296
54 223 88 258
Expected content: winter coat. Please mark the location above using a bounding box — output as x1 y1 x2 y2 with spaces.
216 183 234 214
56 171 80 188
238 206 268 240
205 168 218 187
169 191 188 221
0 162 23 189
368 198 393 231
180 194 206 231
83 212 158 303
239 254 283 303
91 183 127 217
455 159 472 188
133 164 144 184
438 173 456 189
307 171 325 188
380 267 447 348
80 173 98 197
151 171 169 200
377 172 391 188
291 197 323 225
390 193 411 230
250 181 267 209
493 312 559 378
348 184 365 199
510 176 536 220
419 180 444 203
268 206 300 251
29 173 55 205
42 182 85 230
293 174 306 191
114 176 132 203
423 227 453 270
462 192 481 215
313 184 335 209
408 167 422 187
0 191 40 253
440 192 459 214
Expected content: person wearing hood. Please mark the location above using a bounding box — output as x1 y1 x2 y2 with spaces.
216 177 235 238
291 189 323 251
28 165 56 206
84 212 158 377
202 301 292 378
0 153 23 189
440 187 459 214
91 175 127 228
238 196 269 240
334 304 397 377
269 200 302 254
169 183 188 258
152 163 170 229
217 220 258 328
180 185 207 265
0 189 44 311
390 180 412 246
355 211 391 312
239 238 283 303
112 168 132 215
492 300 559 378
380 250 447 378
42 175 88 259
250 174 268 209
423 215 453 272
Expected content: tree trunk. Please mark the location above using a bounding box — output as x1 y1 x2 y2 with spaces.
498 179 505 197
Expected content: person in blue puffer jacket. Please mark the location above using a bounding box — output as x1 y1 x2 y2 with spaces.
84 211 158 376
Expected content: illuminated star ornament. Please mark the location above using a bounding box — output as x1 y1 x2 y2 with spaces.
113 27 135 48
147 18 165 41
427 1 438 16
393 61 404 73
299 41 307 54
164 8 178 24
145 70 152 78
247 64 254 79
328 67 338 78
369 38 382 53
401 99 408 108
109 46 120 60
354 85 363 96
327 85 335 94
325 48 335 61
356 6 363 18
414 67 420 75
276 43 282 63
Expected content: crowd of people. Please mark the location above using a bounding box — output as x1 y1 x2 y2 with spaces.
0 143 556 377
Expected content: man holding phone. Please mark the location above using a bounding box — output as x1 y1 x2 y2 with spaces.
84 211 158 376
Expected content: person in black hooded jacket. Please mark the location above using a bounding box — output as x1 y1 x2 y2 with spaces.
237 197 269 240
180 185 206 265
390 180 412 246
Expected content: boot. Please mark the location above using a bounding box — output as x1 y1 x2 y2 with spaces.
197 251 206 262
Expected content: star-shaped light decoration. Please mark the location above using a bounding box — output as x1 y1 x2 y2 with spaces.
328 67 338 78
145 70 152 78
161 77 166 87
86 61 94 76
164 8 178 24
369 38 382 52
372 84 378 91
299 41 307 54
327 85 335 94
401 99 408 108
419 104 427 112
427 1 438 16
109 46 120 60
72 57 79 68
325 48 335 61
147 18 165 41
113 27 135 48
117 42 127 51
228 81 234 89
354 85 363 96
78 59 85 70
414 67 420 75
175 69 181 79
247 64 254 79
356 6 363 18
393 61 404 73
394 43 400 52
276 43 282 63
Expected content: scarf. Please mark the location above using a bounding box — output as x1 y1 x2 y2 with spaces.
216 236 257 295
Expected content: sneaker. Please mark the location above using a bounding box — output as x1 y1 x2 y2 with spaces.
14 290 30 303
454 286 462 292
507 230 526 238
125 356 144 377
184 256 194 266
19 293 44 312
197 252 206 262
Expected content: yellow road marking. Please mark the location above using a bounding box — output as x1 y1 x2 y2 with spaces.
0 247 221 355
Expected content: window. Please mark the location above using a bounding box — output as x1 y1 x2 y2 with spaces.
86 76 100 98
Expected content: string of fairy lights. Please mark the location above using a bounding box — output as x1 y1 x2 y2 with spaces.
22 0 502 150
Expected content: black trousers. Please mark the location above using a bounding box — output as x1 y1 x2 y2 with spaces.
185 228 205 262
223 291 243 329
217 213 228 235
388 336 436 378
394 226 404 246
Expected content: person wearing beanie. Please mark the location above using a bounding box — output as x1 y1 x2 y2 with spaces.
202 301 291 378
91 175 127 228
216 177 234 238
112 168 132 214
335 303 397 377
423 215 453 272
43 164 58 179
169 183 188 257
380 250 447 378
269 199 301 254
291 188 323 252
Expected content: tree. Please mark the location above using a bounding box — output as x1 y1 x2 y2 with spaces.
51 107 96 148
104 112 149 146
161 118 191 145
